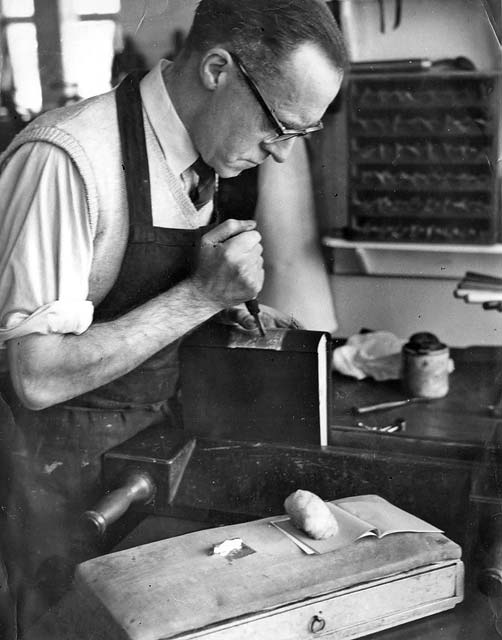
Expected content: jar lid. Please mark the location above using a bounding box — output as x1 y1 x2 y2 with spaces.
404 332 447 354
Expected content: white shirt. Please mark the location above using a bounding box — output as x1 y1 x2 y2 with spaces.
0 60 207 370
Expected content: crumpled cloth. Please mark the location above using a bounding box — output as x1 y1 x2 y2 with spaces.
333 331 405 381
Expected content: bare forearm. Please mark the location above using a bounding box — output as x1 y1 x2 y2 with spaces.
8 218 264 410
8 280 222 409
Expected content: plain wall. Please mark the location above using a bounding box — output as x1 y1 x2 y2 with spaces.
119 0 196 67
332 275 502 346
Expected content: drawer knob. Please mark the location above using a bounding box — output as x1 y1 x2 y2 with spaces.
310 614 326 634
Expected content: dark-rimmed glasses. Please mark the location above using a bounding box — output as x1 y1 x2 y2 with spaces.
229 52 324 144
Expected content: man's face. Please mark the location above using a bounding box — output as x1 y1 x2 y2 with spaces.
194 43 343 178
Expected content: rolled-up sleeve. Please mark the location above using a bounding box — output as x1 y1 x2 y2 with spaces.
0 141 94 349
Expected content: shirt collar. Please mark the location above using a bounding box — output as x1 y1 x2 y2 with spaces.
140 59 198 176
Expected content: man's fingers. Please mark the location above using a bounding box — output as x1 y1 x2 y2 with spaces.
193 219 264 308
201 219 256 245
223 230 263 258
220 307 257 330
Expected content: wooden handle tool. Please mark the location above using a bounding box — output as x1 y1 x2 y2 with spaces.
245 299 266 337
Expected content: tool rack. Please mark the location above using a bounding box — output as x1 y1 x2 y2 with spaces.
345 70 501 244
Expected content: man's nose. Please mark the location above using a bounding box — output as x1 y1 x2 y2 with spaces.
263 137 297 163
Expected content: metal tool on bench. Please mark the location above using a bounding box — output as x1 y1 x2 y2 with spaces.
352 398 421 414
356 417 406 433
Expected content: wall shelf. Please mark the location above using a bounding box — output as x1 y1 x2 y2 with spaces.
322 236 502 279
322 237 502 253
346 70 500 244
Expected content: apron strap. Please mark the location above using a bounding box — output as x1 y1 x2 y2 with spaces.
115 72 153 232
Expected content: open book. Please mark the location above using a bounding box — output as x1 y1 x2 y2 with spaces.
270 494 443 555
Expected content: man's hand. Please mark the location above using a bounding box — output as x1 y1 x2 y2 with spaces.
190 219 264 308
218 304 304 331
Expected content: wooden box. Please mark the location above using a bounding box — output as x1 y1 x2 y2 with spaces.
73 515 463 640
179 325 331 445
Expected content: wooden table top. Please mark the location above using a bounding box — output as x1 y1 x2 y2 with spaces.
330 345 502 459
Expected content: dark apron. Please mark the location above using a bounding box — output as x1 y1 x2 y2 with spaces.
0 72 217 634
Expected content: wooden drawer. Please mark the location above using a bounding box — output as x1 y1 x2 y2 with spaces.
181 561 464 640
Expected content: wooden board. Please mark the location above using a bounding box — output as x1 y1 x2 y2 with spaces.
74 514 462 640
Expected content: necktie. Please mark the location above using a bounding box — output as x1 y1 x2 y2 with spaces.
188 157 215 209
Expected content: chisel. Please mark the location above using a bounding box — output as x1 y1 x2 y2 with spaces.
352 398 424 415
245 299 266 337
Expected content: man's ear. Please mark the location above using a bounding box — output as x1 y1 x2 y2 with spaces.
199 48 232 91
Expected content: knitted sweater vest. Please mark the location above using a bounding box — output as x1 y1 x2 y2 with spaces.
0 88 180 241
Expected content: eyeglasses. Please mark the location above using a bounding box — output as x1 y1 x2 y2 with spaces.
229 52 324 144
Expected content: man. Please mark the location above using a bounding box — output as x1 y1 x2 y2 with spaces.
0 0 346 633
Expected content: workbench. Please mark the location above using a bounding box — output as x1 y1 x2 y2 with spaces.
101 346 502 549
29 345 502 639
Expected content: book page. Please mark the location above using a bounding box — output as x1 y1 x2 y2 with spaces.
335 495 443 538
270 494 443 554
270 503 376 554
269 519 316 554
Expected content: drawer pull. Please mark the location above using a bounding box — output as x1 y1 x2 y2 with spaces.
310 614 326 634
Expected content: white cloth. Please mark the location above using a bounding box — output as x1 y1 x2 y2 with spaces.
0 60 205 369
332 331 405 381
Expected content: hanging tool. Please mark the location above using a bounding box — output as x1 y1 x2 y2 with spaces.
377 0 386 32
377 0 402 33
393 0 402 29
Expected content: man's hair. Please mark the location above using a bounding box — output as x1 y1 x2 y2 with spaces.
183 0 347 79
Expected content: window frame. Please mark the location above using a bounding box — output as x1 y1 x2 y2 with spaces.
0 0 121 113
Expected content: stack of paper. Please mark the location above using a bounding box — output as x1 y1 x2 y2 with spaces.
454 270 502 310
